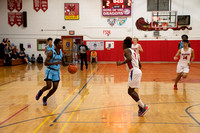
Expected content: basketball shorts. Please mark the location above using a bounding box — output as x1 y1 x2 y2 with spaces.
44 68 60 82
177 63 190 73
128 67 142 88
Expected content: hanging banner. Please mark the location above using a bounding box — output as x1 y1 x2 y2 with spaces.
41 0 48 12
33 0 40 12
8 12 16 26
86 41 104 51
7 0 15 11
64 3 79 20
15 0 22 12
15 12 23 27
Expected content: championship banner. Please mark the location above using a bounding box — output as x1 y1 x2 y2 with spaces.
8 12 16 26
15 12 23 27
64 3 79 20
7 0 15 11
41 0 48 12
15 0 22 12
33 0 40 12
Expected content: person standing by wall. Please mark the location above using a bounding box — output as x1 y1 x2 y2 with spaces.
79 42 89 70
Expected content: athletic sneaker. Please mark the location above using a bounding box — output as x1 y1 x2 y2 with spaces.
35 90 43 100
138 104 150 117
174 85 178 90
43 96 47 106
138 105 143 116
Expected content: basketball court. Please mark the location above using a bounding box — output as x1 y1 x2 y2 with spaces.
0 63 200 133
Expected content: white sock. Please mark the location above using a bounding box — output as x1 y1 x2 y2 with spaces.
137 100 144 108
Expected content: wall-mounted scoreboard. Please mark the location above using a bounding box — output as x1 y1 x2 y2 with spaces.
102 0 132 16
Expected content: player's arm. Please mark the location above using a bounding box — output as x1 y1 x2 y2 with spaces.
139 44 143 52
116 48 132 66
44 46 47 55
189 49 195 66
178 42 180 49
174 49 181 60
44 51 61 66
62 57 67 66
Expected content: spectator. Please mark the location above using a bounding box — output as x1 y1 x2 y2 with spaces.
79 42 89 70
4 45 12 64
73 42 78 63
37 54 43 63
0 40 4 59
31 54 36 63
18 48 29 63
26 54 31 63
11 46 18 59
90 50 97 63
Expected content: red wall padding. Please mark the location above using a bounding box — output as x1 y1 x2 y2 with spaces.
85 40 200 62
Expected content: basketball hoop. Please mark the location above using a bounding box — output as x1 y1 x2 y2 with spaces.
162 22 168 30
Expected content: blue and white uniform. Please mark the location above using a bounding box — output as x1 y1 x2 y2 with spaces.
47 44 54 54
44 48 63 82
125 48 142 88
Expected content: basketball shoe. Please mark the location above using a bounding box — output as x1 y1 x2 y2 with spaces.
174 85 178 90
138 104 150 117
43 96 47 106
36 90 43 100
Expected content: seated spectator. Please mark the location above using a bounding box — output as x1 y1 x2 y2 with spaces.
11 46 18 59
18 48 29 63
90 50 97 63
26 54 31 63
31 54 36 63
0 40 4 59
4 45 12 64
37 54 43 63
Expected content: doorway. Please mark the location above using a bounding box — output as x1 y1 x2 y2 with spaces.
61 36 83 63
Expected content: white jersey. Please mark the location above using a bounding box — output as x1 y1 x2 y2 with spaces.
125 48 139 71
131 43 140 60
179 48 191 64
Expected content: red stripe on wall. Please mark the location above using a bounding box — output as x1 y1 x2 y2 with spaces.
84 40 200 62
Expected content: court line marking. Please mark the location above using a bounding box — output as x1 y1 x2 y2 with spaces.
185 104 200 126
51 66 104 125
59 85 93 133
33 66 104 132
1 101 199 129
32 85 82 133
0 105 30 126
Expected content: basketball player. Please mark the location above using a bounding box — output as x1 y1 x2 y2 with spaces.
116 37 149 116
178 34 191 49
174 40 195 90
45 38 54 55
131 37 143 69
35 38 66 105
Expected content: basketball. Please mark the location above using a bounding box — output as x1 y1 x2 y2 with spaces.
68 64 77 74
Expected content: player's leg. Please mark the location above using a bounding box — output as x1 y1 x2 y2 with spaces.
80 54 84 70
174 63 183 90
43 81 59 106
128 69 149 116
36 80 52 100
84 54 87 68
42 71 60 105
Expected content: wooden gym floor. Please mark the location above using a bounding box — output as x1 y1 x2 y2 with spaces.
0 63 200 133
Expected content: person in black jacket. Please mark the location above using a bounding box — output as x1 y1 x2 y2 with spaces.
79 42 89 70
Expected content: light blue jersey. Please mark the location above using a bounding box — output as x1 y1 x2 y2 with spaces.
47 44 54 54
179 41 183 49
44 49 63 82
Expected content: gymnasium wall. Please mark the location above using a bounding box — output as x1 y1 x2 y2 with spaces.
0 0 199 61
87 40 200 62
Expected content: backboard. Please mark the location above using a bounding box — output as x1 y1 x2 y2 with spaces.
151 11 177 30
